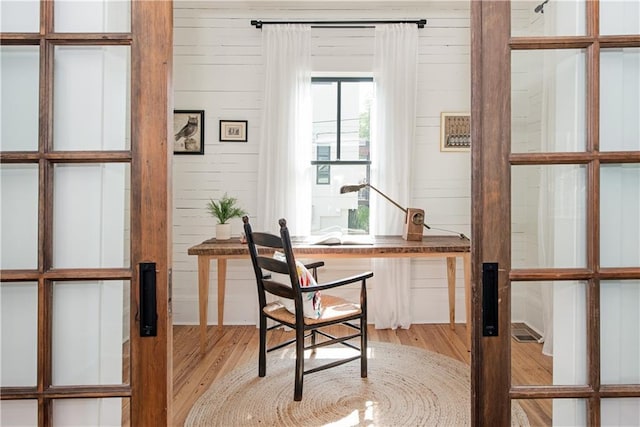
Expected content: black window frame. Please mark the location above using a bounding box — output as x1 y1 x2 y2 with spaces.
310 76 373 168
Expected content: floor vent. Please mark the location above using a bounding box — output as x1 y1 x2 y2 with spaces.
511 323 542 343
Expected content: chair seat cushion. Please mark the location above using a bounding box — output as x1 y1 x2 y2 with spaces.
264 294 361 325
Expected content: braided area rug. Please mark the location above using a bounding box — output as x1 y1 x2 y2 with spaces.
185 342 530 426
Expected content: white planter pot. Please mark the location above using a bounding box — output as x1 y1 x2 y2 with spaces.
216 223 232 240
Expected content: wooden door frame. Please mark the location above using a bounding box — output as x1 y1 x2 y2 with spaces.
470 2 511 425
130 1 174 425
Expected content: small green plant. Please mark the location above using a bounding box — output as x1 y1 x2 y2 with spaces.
206 193 247 224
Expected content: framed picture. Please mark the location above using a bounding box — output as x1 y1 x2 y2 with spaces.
440 112 471 152
219 120 248 142
174 110 205 154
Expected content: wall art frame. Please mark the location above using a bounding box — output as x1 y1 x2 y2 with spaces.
219 120 248 142
174 110 205 154
440 112 471 152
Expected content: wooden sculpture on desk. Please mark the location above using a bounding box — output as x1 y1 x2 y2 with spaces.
340 183 428 241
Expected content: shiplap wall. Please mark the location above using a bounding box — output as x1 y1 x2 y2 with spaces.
172 1 471 325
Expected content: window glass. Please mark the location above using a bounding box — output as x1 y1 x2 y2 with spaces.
511 0 585 37
53 163 130 269
601 280 640 385
600 0 640 35
311 78 373 234
600 48 640 152
511 49 586 153
0 1 39 32
511 165 587 269
0 282 38 387
316 146 330 185
52 281 130 386
53 398 129 426
0 46 39 151
0 164 38 270
54 46 131 151
55 0 130 33
600 164 640 268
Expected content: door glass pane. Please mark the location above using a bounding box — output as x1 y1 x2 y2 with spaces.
600 0 640 36
511 1 585 37
0 400 38 426
601 164 640 267
52 281 130 386
602 398 640 426
512 165 586 268
0 1 39 32
0 46 39 151
601 280 640 385
53 398 130 427
513 398 587 427
600 48 640 152
0 164 38 270
53 46 131 151
55 0 131 33
512 49 586 153
53 163 130 269
511 281 587 386
0 282 38 387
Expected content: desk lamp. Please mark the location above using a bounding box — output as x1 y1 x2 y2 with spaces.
340 183 428 241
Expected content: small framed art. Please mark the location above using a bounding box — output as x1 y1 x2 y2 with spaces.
174 110 205 154
219 120 248 142
440 112 471 152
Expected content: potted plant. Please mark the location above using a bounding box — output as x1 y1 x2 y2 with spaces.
206 193 247 240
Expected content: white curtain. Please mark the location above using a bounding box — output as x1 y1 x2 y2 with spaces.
257 25 312 235
370 24 419 329
537 49 556 356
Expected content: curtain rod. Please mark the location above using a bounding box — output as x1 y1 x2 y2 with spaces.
251 19 426 29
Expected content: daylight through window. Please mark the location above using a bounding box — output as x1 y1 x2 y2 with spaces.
311 77 373 234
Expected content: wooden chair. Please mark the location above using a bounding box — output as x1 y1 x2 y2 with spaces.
243 216 373 401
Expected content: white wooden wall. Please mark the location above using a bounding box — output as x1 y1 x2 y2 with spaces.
172 1 471 326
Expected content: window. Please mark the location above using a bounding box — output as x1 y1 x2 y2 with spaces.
311 77 373 233
316 146 330 184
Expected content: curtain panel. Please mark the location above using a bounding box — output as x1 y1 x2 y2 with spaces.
371 24 419 329
257 25 312 235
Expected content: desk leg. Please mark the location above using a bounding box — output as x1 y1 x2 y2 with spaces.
446 257 456 330
463 253 471 350
217 258 227 331
198 256 210 355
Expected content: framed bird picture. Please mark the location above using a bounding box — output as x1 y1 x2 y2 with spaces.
174 110 205 154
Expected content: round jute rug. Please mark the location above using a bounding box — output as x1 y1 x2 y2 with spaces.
185 342 530 426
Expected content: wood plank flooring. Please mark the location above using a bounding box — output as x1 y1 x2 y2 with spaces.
172 324 552 426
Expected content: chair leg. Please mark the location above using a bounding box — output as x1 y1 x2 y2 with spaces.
361 318 367 378
294 326 305 401
311 329 317 350
259 314 267 377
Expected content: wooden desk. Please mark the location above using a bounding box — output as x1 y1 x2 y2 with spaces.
188 235 471 354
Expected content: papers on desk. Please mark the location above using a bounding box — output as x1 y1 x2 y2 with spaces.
306 231 373 246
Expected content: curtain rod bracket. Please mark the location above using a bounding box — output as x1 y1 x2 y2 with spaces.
251 19 426 29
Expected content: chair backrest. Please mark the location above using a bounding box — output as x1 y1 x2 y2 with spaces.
243 216 302 311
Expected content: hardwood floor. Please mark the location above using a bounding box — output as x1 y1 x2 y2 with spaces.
172 324 552 426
